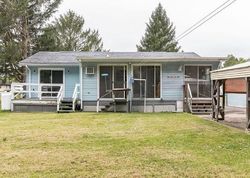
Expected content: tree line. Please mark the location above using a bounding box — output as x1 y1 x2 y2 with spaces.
0 2 246 83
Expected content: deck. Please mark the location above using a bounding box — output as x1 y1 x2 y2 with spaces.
12 98 58 112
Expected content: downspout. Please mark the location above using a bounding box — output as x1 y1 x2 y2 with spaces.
79 63 83 110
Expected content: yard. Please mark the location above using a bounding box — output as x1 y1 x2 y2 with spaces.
0 112 250 177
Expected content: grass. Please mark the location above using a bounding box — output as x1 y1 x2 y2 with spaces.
0 112 250 177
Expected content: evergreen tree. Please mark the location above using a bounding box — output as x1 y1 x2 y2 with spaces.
0 0 62 82
137 3 180 52
37 10 104 51
35 26 59 51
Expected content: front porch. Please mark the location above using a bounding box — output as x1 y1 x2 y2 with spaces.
11 83 80 112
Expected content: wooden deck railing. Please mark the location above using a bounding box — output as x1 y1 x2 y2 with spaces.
72 84 80 111
11 83 64 100
185 83 193 113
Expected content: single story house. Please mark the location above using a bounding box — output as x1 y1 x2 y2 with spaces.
11 51 224 113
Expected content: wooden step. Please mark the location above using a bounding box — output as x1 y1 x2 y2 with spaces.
60 106 73 109
192 108 212 112
58 110 74 113
192 112 211 115
192 105 212 108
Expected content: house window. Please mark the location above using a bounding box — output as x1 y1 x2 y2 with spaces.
133 66 161 98
40 69 63 97
185 66 211 98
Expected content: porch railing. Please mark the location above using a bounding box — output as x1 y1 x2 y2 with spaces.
96 90 113 112
185 83 193 113
11 83 64 100
72 84 80 111
57 86 64 112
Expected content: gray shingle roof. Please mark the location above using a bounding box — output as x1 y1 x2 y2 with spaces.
19 51 223 66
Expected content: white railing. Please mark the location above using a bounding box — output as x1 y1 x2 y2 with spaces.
96 90 113 112
186 83 193 113
72 84 80 111
11 83 64 100
57 86 64 112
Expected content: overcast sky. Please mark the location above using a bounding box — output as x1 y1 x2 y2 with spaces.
55 0 250 58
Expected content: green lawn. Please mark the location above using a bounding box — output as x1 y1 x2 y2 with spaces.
0 112 250 177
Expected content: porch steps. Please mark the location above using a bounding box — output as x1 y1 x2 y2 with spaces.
58 99 74 113
191 99 212 115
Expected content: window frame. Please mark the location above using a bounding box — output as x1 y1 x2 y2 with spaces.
131 64 162 100
38 68 65 97
184 64 213 98
97 64 129 100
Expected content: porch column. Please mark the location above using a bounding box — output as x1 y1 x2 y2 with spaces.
215 80 220 121
246 77 250 130
128 63 132 112
80 63 83 110
222 80 226 120
212 80 225 121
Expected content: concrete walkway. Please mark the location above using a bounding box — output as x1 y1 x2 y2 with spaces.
222 106 247 129
199 106 247 130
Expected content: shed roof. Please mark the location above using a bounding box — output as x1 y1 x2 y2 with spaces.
211 61 250 80
19 51 224 66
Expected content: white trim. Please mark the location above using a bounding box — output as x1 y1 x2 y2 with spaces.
26 65 31 98
80 64 83 110
78 57 224 63
20 64 80 67
131 64 162 100
85 66 95 75
96 65 99 112
38 68 65 98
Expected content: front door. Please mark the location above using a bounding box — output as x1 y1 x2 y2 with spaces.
185 66 212 98
99 66 127 99
39 69 64 98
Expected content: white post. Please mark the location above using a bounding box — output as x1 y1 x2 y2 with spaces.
38 84 41 100
26 66 31 98
144 80 146 113
97 100 99 113
80 63 83 110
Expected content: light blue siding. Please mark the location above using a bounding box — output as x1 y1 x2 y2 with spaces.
82 64 97 101
161 61 220 101
29 66 38 83
29 67 39 97
226 93 246 107
65 66 79 98
27 60 220 102
26 66 79 98
162 63 184 101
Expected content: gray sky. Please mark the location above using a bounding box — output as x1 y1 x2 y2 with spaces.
55 0 250 58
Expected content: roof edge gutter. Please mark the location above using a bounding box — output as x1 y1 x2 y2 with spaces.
19 63 80 67
77 57 225 63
